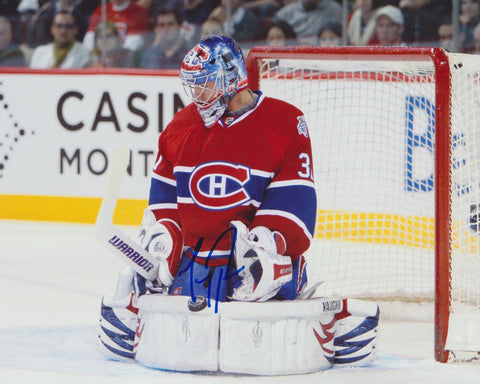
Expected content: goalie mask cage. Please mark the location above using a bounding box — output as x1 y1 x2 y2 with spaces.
245 46 480 363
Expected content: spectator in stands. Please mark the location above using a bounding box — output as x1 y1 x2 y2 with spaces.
16 1 39 49
243 0 282 18
264 20 296 46
262 20 296 69
208 0 263 42
0 0 20 16
21 0 93 49
145 0 185 15
83 0 152 53
473 22 480 53
199 17 225 40
90 21 135 68
459 0 480 52
374 5 406 46
16 0 41 11
140 7 190 69
143 0 196 44
183 0 219 42
0 16 26 66
347 0 383 46
0 1 21 44
30 10 90 68
17 0 98 16
437 17 455 51
273 0 342 45
399 0 451 45
318 21 342 46
185 0 219 26
136 0 152 9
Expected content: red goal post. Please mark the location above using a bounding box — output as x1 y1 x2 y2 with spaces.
246 46 479 363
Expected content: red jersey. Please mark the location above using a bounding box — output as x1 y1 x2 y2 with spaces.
148 92 316 266
87 2 152 42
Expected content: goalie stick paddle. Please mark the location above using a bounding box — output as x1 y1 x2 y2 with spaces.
94 147 159 280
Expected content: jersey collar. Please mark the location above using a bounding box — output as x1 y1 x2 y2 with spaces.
218 91 264 129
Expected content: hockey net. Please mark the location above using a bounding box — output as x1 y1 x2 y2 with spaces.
246 46 480 363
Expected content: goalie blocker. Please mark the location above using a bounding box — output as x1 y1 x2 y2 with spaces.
99 292 379 375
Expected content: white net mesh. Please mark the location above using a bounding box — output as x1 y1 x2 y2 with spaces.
259 57 436 301
254 48 480 360
445 53 480 355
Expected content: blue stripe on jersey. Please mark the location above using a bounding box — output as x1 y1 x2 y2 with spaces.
258 184 317 236
149 177 177 205
174 171 191 197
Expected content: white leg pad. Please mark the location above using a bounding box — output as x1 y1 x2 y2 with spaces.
334 299 380 366
134 295 219 372
134 296 343 375
219 300 335 375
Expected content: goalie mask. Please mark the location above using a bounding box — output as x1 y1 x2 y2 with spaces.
180 35 248 127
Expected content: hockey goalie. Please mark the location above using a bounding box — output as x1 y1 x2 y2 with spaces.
97 35 379 375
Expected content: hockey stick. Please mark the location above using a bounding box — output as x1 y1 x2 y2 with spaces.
298 280 324 300
94 147 159 280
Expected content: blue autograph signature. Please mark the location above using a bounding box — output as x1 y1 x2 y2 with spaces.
176 226 245 313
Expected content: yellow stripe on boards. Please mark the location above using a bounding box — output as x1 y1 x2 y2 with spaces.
2 197 479 254
0 194 147 225
315 210 435 249
315 210 480 252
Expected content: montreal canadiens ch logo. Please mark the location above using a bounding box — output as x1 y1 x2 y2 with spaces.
189 162 251 210
181 45 211 72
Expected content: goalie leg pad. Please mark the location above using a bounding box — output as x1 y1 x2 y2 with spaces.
220 300 335 375
97 267 138 361
134 295 341 375
98 295 138 361
333 299 380 366
134 295 220 372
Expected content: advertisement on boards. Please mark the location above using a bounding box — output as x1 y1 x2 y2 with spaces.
0 70 188 223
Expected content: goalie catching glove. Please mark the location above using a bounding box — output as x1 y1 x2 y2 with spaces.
230 221 292 302
138 209 183 286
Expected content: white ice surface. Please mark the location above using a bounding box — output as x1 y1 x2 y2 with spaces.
0 220 479 384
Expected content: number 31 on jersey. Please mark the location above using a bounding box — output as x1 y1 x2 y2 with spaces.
298 153 313 179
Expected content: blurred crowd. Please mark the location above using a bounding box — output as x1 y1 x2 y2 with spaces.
0 0 473 69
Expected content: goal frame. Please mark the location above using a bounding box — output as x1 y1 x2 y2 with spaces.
245 46 452 363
